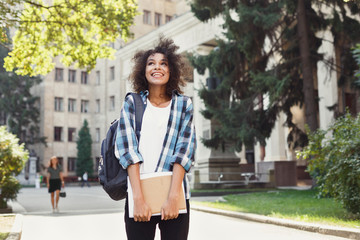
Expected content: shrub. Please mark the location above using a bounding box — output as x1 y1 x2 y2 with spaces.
297 113 360 215
0 126 28 208
0 177 21 208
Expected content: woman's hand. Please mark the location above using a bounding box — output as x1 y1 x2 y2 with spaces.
160 163 185 220
61 181 65 188
161 196 179 220
133 197 152 222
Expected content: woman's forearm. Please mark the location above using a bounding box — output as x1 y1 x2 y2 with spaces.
168 163 185 200
127 163 152 221
127 163 144 201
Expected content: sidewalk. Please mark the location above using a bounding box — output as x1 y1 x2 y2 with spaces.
5 196 360 240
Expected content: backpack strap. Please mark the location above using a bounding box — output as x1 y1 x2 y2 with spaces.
126 92 146 141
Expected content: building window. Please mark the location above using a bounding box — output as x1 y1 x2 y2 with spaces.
81 100 89 113
57 157 64 167
54 127 63 141
81 71 88 84
155 13 162 26
109 96 115 111
110 66 115 81
68 157 76 172
95 128 100 142
68 69 76 83
55 68 64 81
96 99 100 113
68 98 76 112
68 128 76 142
143 10 151 24
54 97 63 111
165 15 172 23
96 71 100 85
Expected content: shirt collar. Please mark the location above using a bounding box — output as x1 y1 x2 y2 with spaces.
140 89 180 98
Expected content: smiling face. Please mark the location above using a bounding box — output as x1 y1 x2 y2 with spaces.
145 53 170 88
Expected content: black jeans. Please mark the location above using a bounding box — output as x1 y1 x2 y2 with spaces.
124 198 190 240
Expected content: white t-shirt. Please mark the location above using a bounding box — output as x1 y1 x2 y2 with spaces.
139 99 171 174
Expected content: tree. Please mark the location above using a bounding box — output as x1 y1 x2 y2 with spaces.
296 0 318 132
0 43 46 146
1 0 138 76
0 126 28 209
76 119 93 177
189 0 360 154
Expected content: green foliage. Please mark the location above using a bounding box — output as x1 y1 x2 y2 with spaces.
190 0 360 152
2 0 138 76
0 45 46 146
297 113 360 215
76 120 93 176
0 126 28 208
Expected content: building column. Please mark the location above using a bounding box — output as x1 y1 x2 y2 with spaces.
317 30 337 130
263 112 289 162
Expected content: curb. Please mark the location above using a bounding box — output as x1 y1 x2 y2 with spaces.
5 201 26 240
191 204 360 239
5 214 22 240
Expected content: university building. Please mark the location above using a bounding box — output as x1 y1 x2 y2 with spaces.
28 0 358 187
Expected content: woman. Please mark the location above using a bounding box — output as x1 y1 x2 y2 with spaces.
115 37 196 240
47 156 65 213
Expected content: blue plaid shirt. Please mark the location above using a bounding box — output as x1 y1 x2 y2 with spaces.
115 90 196 198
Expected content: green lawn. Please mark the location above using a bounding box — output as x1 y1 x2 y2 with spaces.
192 189 360 229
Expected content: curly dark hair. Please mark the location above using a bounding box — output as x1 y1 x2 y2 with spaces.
129 36 189 96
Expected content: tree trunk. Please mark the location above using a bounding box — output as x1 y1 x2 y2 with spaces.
297 0 318 132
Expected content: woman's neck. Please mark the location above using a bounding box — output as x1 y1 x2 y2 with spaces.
148 88 171 107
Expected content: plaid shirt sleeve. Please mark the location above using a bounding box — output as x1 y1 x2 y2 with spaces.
114 95 144 169
170 97 196 172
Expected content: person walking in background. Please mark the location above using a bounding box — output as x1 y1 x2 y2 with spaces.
115 36 196 240
81 171 90 187
46 156 64 213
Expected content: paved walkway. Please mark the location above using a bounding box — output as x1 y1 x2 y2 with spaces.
6 186 360 240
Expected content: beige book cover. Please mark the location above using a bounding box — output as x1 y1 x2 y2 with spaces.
128 172 187 218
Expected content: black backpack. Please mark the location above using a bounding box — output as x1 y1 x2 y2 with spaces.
98 93 145 201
